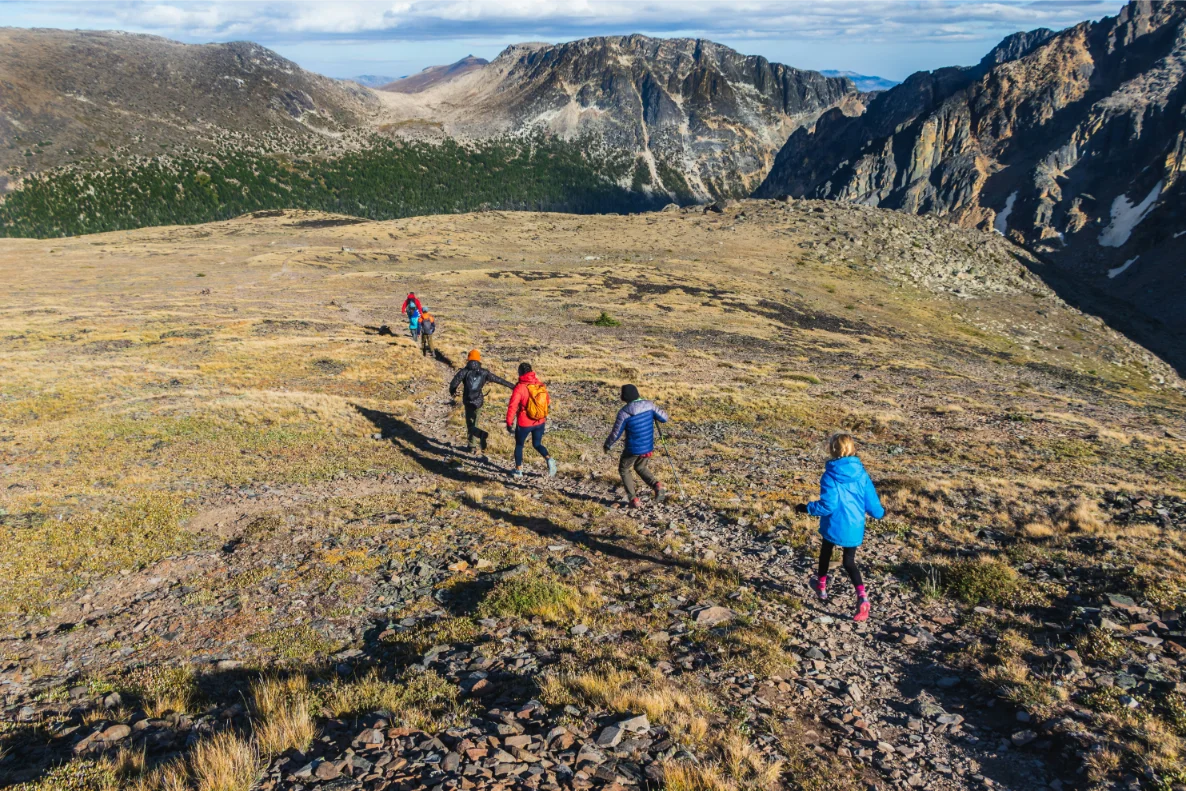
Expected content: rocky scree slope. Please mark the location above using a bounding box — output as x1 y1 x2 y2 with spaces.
375 35 859 201
755 1 1186 374
0 28 379 187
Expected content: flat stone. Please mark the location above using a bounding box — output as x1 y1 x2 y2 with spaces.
596 725 624 748
315 760 341 780
618 714 650 734
691 605 736 627
100 724 131 742
1011 730 1037 747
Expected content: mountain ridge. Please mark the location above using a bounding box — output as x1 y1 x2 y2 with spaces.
755 0 1186 373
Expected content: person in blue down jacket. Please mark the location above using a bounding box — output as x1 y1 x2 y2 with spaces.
603 384 669 508
795 432 885 622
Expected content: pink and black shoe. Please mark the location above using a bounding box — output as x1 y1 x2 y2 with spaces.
808 575 828 601
854 598 871 623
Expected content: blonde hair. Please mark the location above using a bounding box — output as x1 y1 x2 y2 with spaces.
828 432 857 459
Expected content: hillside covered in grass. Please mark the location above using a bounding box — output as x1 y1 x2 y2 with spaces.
0 202 1183 791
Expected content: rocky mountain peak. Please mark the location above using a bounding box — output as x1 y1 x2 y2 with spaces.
755 1 1186 374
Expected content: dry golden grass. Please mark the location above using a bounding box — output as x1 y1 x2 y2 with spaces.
189 731 258 791
250 675 317 756
541 669 712 746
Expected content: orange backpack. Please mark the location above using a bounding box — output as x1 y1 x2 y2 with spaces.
525 383 550 421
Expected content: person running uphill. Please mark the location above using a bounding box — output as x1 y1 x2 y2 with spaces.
449 350 512 454
604 384 668 508
795 432 884 622
506 362 557 480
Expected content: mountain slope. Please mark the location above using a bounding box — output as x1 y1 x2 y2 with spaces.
374 35 859 200
379 55 489 93
754 1 1186 372
0 28 379 186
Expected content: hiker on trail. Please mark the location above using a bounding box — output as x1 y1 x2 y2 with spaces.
796 432 884 623
407 306 421 343
401 292 424 316
448 349 513 454
506 362 557 480
419 311 436 357
603 384 669 508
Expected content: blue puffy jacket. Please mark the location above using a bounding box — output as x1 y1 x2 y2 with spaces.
605 400 669 456
807 456 885 547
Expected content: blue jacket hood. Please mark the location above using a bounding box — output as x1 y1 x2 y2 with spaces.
824 456 868 482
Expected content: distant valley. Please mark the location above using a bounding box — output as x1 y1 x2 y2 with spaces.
1 2 1185 369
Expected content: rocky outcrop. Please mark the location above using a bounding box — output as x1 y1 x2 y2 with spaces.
755 1 1186 374
0 28 379 177
375 35 858 200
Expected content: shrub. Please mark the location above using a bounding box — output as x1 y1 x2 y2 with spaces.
945 557 1019 606
593 311 621 327
1075 626 1127 663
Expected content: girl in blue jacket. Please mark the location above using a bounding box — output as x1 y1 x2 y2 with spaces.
795 432 885 622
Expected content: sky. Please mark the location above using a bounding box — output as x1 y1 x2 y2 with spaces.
0 1 1124 82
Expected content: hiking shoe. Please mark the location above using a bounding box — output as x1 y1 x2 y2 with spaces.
654 483 668 503
512 469 524 480
466 445 478 454
854 599 871 623
808 575 828 602
547 458 558 478
629 497 643 509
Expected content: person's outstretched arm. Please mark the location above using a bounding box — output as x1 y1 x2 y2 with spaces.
865 475 886 519
488 372 514 389
448 368 465 397
807 474 838 517
652 404 670 424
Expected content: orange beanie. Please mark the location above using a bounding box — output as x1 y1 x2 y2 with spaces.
467 349 481 362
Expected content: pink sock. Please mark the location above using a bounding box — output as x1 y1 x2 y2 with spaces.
819 574 828 588
856 584 867 600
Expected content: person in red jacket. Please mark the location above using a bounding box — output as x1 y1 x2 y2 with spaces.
505 362 557 480
401 292 424 316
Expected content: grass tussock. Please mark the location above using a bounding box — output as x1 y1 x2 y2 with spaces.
189 731 259 791
250 675 317 756
541 669 712 746
478 575 589 622
945 557 1018 606
322 668 471 731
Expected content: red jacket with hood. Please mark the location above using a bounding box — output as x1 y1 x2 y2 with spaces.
506 371 549 429
401 294 424 315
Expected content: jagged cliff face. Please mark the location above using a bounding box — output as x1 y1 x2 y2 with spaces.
0 28 379 181
756 1 1186 373
375 35 858 200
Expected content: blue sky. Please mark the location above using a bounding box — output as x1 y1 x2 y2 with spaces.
1 1 1122 81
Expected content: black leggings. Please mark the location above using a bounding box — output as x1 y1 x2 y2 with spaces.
818 541 863 587
514 423 549 467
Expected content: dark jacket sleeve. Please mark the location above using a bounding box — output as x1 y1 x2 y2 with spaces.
448 368 465 396
487 372 514 389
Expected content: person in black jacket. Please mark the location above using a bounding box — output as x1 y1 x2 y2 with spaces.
449 349 513 453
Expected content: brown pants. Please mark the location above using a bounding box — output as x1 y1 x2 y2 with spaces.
619 453 658 499
420 332 433 356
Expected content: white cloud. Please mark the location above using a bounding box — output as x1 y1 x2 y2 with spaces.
3 0 1124 78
